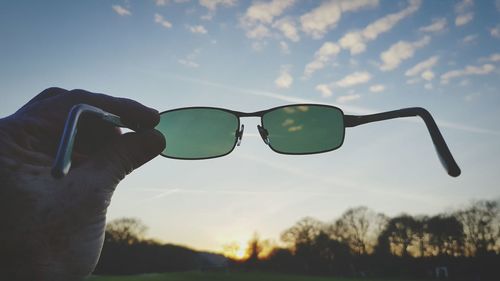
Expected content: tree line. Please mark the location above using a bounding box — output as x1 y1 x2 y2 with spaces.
241 200 500 280
94 200 499 280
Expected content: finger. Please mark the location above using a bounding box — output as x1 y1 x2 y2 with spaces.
78 129 166 184
21 87 68 109
59 89 160 130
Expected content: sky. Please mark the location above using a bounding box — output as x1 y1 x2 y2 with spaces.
1 0 500 254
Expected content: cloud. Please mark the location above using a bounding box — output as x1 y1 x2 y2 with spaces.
243 0 295 25
304 42 340 77
464 92 480 102
337 94 361 103
405 56 439 76
419 18 447 33
246 24 271 39
315 84 333 97
486 53 500 62
455 0 473 13
279 41 290 54
369 84 385 93
379 36 430 71
336 71 372 87
155 13 173 28
188 25 208 34
178 49 201 68
454 0 474 26
339 0 421 55
421 70 435 81
240 0 296 43
251 41 268 51
112 5 131 16
273 17 300 42
362 0 421 40
461 34 478 43
199 0 236 11
275 65 293 89
200 0 236 20
300 0 379 39
491 25 500 38
455 13 474 26
155 0 168 6
440 64 495 84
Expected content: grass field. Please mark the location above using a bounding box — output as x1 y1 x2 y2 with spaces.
88 271 428 281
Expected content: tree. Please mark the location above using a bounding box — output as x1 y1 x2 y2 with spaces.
426 214 465 256
331 206 388 255
377 214 422 257
105 217 148 245
281 217 325 249
456 200 500 256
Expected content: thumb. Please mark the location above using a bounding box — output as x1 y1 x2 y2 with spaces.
83 129 166 183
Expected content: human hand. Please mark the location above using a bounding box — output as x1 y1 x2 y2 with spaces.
0 88 165 280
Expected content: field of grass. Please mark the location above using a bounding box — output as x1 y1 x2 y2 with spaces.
88 271 428 281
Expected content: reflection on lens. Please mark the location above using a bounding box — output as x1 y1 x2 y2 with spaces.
156 108 239 159
262 105 344 154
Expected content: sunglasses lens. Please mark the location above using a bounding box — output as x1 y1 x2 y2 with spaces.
156 108 239 159
262 105 344 154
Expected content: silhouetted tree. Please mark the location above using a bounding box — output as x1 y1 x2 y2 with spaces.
331 206 388 255
456 200 500 256
378 214 421 257
427 214 465 256
105 217 147 245
281 217 325 247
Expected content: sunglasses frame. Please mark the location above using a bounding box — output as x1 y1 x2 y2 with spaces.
52 103 461 178
158 104 347 160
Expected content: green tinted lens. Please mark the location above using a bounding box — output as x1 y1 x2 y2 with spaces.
262 105 344 154
156 108 239 159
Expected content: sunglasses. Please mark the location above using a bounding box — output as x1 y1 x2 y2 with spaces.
52 104 461 178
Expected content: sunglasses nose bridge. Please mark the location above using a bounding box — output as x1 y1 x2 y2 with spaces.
257 125 270 145
236 124 244 146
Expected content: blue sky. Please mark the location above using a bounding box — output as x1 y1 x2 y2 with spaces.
1 0 500 253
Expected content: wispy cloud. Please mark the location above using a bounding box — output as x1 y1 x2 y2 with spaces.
369 84 385 93
200 0 236 20
339 0 421 55
405 56 438 83
239 0 297 48
461 34 478 44
300 0 379 39
419 18 447 33
188 25 208 34
112 5 131 16
273 17 300 42
200 0 236 11
337 94 361 103
485 53 500 62
304 42 340 77
155 13 173 28
455 13 474 26
491 25 500 39
454 0 474 26
279 41 290 54
275 65 293 89
178 49 201 68
154 0 168 6
315 84 332 97
379 36 431 71
441 64 495 84
336 71 372 88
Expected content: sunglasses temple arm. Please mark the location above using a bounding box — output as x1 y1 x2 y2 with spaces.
344 107 461 177
51 104 126 179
